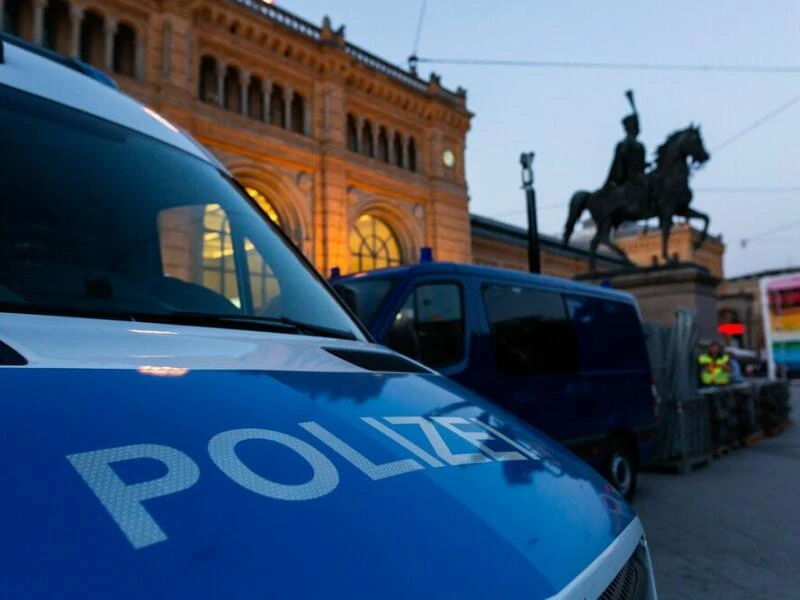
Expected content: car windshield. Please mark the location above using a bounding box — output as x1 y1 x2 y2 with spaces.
0 84 362 341
333 276 398 326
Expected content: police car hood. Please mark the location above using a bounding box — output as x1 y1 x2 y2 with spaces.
0 315 639 599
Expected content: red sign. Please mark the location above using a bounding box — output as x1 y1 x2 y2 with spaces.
718 322 744 336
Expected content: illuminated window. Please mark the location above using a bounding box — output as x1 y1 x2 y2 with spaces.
202 204 240 307
203 195 281 313
244 187 280 225
349 214 403 273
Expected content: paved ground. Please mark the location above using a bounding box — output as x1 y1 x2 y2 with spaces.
635 384 800 600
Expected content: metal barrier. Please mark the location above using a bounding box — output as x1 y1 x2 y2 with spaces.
701 387 741 455
755 380 792 436
643 309 792 473
651 396 711 473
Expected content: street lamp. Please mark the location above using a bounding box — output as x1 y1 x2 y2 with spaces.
520 152 540 274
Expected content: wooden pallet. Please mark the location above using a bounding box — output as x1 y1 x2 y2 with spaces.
743 431 764 447
766 420 792 438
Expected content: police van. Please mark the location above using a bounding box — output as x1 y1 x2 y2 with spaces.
0 34 657 599
332 262 660 501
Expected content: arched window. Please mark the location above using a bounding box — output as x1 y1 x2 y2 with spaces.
244 187 280 226
408 137 418 172
393 132 404 168
349 214 403 273
270 84 285 127
113 23 136 77
199 56 218 102
377 127 389 163
248 77 264 121
360 120 374 158
43 0 70 54
290 92 305 134
79 10 105 68
224 66 241 113
346 114 358 152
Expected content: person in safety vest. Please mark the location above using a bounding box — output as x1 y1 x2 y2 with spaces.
698 341 731 386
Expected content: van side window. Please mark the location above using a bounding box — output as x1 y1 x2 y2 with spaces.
385 283 465 369
482 285 578 375
565 296 647 371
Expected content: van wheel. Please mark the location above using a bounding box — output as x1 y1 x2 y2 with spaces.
606 439 637 502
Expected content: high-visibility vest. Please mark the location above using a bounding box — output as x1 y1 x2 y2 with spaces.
699 353 730 385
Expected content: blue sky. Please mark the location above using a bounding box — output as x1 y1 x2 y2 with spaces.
285 1 799 277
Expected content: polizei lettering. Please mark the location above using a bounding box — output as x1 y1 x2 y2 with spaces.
66 416 543 550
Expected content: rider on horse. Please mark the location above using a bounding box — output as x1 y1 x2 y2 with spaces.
603 90 650 214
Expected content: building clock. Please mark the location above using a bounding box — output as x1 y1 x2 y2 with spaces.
442 149 455 168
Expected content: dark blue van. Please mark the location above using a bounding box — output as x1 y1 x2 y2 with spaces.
333 262 659 499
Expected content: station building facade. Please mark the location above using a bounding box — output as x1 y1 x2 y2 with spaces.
7 0 777 346
2 0 473 279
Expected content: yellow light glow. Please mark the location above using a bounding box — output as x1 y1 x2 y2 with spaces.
349 214 402 273
245 187 280 225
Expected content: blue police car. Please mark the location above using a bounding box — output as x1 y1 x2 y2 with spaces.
0 34 657 598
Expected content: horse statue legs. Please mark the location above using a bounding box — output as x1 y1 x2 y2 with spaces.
563 190 605 271
677 205 711 250
563 190 591 247
659 205 711 262
563 189 631 271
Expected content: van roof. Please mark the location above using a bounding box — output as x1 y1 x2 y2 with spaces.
339 262 638 304
0 34 218 167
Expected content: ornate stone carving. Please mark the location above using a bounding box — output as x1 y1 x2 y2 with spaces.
296 171 312 194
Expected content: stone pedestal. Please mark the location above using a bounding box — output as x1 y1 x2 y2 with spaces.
576 263 720 341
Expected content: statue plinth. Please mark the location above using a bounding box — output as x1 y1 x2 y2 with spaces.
575 262 720 341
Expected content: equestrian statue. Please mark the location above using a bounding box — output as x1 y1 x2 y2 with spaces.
563 90 711 270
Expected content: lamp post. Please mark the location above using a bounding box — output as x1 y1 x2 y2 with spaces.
520 152 540 274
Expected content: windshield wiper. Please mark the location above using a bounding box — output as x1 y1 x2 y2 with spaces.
271 315 357 341
167 312 357 340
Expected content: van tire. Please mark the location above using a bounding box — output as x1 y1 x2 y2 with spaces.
606 437 637 502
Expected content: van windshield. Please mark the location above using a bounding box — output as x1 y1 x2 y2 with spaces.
0 84 362 340
332 277 398 326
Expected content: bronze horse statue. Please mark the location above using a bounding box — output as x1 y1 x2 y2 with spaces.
563 125 711 270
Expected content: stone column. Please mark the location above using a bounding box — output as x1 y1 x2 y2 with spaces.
135 34 145 81
303 97 312 136
216 62 226 108
240 71 250 117
32 0 48 45
103 18 117 71
162 20 172 79
355 116 364 154
69 5 84 59
284 87 293 130
263 79 272 123
387 128 396 164
402 133 409 169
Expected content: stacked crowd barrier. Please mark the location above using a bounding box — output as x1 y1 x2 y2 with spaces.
644 310 792 474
